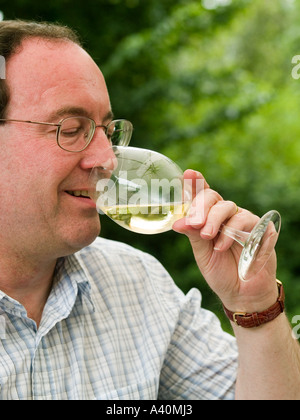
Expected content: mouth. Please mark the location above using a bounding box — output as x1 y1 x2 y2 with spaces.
63 188 97 209
65 190 93 201
65 190 92 199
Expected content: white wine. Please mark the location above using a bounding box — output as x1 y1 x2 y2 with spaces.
92 146 193 234
100 202 190 234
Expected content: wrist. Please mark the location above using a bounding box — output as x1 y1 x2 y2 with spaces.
223 280 285 329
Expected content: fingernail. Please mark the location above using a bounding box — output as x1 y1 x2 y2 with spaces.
187 211 203 225
201 223 213 238
188 217 203 226
214 240 223 251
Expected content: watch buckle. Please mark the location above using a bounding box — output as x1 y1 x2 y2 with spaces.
233 312 247 325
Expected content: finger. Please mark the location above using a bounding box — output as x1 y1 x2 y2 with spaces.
200 200 239 240
183 169 210 198
186 188 223 229
214 209 259 251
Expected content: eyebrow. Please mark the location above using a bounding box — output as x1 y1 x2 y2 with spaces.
47 107 115 123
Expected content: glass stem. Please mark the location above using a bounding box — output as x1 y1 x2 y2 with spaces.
220 225 250 247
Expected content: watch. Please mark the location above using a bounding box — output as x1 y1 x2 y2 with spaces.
223 280 285 328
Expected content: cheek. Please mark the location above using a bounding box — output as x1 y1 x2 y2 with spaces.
1 149 64 215
0 128 79 219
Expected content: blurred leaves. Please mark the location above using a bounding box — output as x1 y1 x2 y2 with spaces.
2 0 300 332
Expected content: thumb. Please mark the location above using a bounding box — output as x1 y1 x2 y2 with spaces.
172 169 209 235
183 169 210 198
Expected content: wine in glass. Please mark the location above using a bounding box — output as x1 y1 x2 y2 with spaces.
90 146 281 282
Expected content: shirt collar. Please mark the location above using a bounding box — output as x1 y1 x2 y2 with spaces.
61 253 95 314
0 251 96 326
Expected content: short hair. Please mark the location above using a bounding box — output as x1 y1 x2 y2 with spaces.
0 19 82 119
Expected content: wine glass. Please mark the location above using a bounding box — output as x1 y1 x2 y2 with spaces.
90 146 281 282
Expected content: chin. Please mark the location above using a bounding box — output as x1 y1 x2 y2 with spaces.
61 220 101 256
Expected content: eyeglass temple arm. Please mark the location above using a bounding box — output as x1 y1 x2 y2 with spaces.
0 118 60 127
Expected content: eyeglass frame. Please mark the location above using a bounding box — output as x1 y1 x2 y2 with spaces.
0 116 133 152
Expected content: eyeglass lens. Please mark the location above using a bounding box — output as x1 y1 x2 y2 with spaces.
58 117 132 152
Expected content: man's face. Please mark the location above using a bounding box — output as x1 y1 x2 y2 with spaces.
0 38 114 259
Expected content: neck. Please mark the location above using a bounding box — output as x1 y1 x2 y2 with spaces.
0 251 57 328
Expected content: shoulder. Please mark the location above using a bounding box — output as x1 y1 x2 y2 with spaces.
74 237 189 317
75 236 172 288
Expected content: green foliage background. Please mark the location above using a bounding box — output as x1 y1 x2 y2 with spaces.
2 0 300 332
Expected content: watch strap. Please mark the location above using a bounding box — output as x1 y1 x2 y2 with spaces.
223 280 285 328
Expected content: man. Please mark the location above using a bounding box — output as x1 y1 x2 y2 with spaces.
0 19 299 400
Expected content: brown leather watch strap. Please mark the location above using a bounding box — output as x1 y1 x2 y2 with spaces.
223 280 285 328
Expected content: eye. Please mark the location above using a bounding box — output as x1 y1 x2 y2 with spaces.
61 125 83 137
60 117 91 141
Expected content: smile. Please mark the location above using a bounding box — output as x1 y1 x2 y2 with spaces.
66 190 91 198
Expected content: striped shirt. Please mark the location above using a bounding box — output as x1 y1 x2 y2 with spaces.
0 237 237 400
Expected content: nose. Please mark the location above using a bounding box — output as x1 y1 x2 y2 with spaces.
79 127 117 172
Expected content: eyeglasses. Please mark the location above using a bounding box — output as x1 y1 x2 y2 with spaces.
0 116 133 152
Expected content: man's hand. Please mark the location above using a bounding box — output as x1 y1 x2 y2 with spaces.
173 170 278 313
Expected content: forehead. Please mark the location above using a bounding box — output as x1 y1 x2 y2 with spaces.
5 38 110 119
